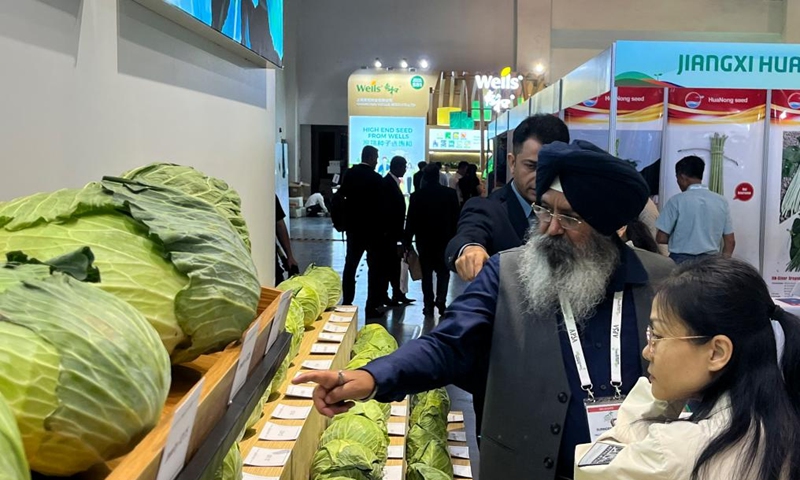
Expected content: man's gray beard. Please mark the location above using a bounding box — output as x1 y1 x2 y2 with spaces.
518 227 621 325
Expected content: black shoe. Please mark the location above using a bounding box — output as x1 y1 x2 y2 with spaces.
384 299 403 307
393 295 416 305
436 302 447 316
422 305 434 316
365 308 384 318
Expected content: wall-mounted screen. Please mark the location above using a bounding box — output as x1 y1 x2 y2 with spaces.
429 129 484 151
163 0 283 67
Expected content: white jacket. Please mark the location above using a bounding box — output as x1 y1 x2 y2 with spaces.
574 377 756 480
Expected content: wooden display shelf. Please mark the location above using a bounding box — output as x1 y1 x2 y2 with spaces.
240 309 361 479
447 412 473 479
63 287 287 480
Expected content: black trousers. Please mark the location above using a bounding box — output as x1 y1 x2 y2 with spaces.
342 233 383 309
379 241 403 300
419 247 449 307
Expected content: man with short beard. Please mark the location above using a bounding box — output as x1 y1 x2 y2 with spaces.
295 141 675 480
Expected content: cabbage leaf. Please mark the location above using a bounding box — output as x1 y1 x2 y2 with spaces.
0 394 29 480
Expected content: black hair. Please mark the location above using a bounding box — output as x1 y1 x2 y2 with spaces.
676 155 705 180
361 146 378 163
465 164 478 176
435 162 443 169
422 164 440 183
458 161 470 170
655 257 800 480
390 156 407 171
512 114 570 155
417 161 427 169
624 219 658 253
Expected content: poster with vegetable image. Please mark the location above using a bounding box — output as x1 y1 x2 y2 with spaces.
663 88 766 268
564 88 664 195
762 91 800 296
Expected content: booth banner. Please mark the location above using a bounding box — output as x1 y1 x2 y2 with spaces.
763 91 800 295
348 70 436 117
564 88 664 177
614 41 800 90
348 116 426 191
663 88 767 268
429 129 484 152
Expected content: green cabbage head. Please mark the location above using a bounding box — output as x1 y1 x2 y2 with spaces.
310 439 382 480
0 178 261 364
304 264 342 308
277 277 322 327
286 298 305 359
0 252 171 475
344 400 391 428
0 394 29 480
352 324 398 358
407 463 454 480
213 442 243 480
322 415 389 463
346 354 373 370
408 439 453 478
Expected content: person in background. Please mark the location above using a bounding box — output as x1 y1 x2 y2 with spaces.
295 141 675 479
445 114 571 281
436 162 449 187
618 219 659 254
412 161 426 192
575 257 800 480
340 146 386 316
304 191 329 217
457 164 482 207
449 161 470 204
275 195 299 285
638 198 669 256
377 156 414 315
405 165 460 316
655 155 735 264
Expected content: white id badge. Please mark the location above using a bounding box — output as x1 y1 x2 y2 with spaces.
584 397 624 442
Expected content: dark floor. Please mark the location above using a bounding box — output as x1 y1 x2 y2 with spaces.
288 216 480 477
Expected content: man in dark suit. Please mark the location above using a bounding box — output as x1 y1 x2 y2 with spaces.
412 161 426 192
445 114 571 281
340 146 386 317
405 165 460 316
376 156 413 314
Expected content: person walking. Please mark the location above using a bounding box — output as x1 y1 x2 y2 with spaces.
412 161 426 192
655 155 735 264
457 164 482 207
405 164 460 316
339 146 386 317
449 161 470 204
377 156 414 314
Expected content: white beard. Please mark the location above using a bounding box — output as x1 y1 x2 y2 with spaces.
518 227 621 325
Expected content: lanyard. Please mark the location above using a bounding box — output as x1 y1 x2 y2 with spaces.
560 291 625 402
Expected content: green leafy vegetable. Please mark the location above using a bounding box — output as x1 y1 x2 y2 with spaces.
352 325 398 358
408 439 453 477
277 278 322 327
122 163 251 251
788 218 800 271
0 178 261 364
304 264 343 308
0 394 30 480
346 355 373 370
407 463 454 480
269 355 292 399
213 442 243 480
286 298 305 359
310 439 383 480
0 256 170 475
322 415 389 463
337 400 390 429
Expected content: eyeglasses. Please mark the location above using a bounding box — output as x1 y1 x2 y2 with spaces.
531 204 584 230
645 326 711 355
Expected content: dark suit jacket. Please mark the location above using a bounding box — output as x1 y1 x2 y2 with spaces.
339 163 385 238
445 183 530 271
405 183 460 256
413 171 423 192
383 174 406 243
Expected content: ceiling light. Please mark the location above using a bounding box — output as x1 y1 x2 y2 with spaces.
400 58 408 69
419 58 429 70
374 58 382 68
533 63 546 75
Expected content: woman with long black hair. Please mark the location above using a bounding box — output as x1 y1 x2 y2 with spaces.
575 256 799 480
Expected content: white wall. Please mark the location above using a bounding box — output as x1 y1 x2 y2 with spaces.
0 0 276 284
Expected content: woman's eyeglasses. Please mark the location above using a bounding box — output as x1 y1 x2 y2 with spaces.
531 204 583 230
646 325 711 354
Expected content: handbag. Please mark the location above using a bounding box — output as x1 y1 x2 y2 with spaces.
405 250 423 281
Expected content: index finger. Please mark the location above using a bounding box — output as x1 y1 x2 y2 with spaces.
293 370 339 388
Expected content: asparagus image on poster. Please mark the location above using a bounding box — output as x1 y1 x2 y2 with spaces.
662 88 766 267
763 91 800 296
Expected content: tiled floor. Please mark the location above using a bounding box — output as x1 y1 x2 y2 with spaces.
288 216 481 477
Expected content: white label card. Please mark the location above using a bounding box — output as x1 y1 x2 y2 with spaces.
335 305 358 313
448 431 467 442
271 404 312 420
387 445 404 459
311 343 339 354
453 464 473 478
578 442 625 467
448 412 465 423
585 400 623 442
387 422 406 436
242 474 280 480
302 359 333 370
267 291 293 354
382 465 403 480
323 323 349 333
317 332 344 343
156 379 205 480
259 422 302 441
329 314 352 323
448 445 470 459
243 447 291 467
229 323 260 403
390 405 408 417
285 385 315 399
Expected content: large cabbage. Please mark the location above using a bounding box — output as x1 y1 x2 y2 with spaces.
409 389 450 444
344 400 390 428
407 463 453 480
277 277 322 327
310 439 382 480
408 439 453 478
304 264 342 308
346 354 373 370
213 442 243 480
269 354 292 399
121 163 251 250
0 251 171 475
322 415 389 463
0 394 29 480
0 178 261 363
286 298 305 359
352 325 398 358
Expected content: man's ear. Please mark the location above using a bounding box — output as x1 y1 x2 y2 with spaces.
507 153 516 174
